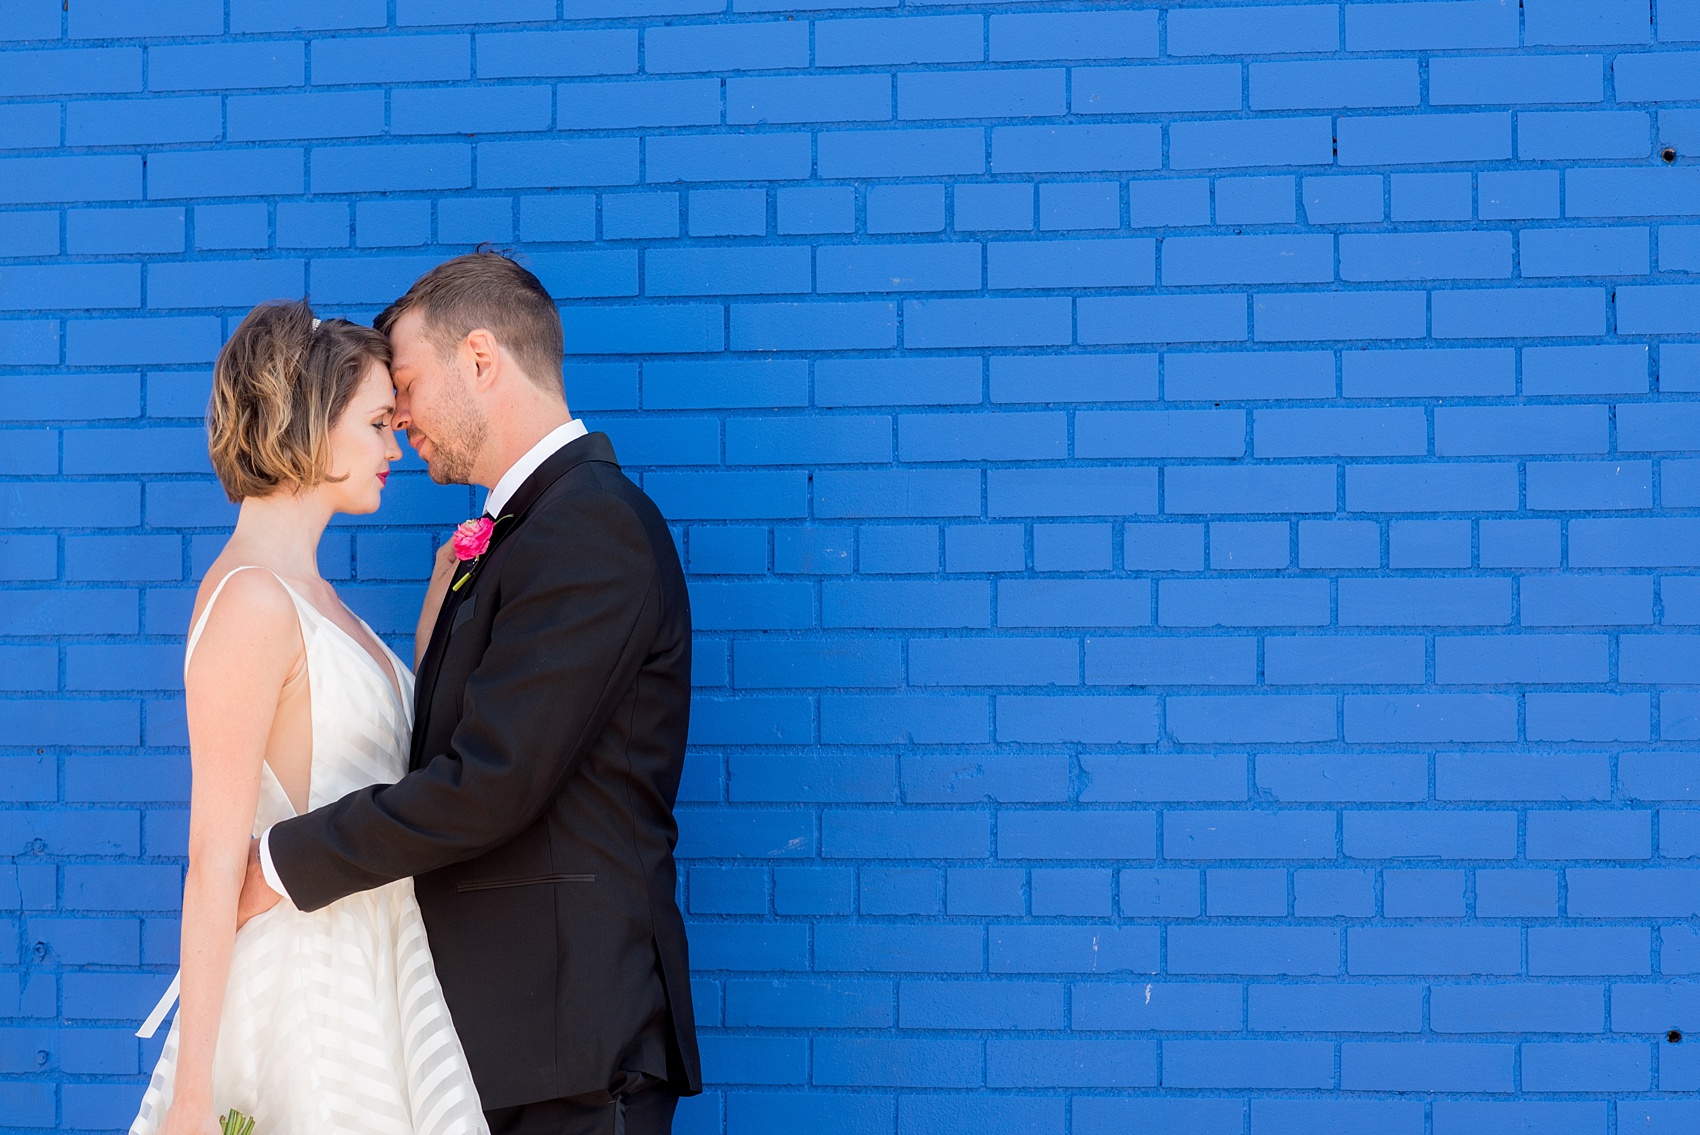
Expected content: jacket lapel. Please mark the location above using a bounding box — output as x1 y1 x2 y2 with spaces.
409 431 621 767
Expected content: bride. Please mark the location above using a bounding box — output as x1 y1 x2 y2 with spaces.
130 301 483 1135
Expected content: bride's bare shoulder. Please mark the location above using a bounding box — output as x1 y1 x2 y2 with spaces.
187 562 302 674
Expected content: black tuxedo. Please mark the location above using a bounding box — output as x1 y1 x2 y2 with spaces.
268 432 700 1114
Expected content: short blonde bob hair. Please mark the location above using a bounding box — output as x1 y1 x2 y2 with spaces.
208 300 391 502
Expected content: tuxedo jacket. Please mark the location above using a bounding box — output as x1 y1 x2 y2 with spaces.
269 432 701 1109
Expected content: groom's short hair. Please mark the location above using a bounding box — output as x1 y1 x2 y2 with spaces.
376 252 565 395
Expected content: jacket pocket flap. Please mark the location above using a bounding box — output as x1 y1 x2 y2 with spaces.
456 873 595 893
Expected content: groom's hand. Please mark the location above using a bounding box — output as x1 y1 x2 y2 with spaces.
237 838 282 928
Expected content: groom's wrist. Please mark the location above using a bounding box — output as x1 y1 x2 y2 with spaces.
256 828 290 901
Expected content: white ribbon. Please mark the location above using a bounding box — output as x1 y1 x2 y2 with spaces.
136 971 179 1039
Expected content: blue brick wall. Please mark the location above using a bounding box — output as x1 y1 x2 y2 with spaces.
3 1 1700 1132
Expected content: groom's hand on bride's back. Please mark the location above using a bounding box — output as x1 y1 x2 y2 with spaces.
236 838 282 929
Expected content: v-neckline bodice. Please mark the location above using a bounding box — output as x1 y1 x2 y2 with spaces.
186 566 408 715
186 565 415 823
276 578 408 715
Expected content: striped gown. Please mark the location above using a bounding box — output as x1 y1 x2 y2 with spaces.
131 567 488 1135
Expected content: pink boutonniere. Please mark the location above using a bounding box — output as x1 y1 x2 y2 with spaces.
450 516 494 561
449 516 503 592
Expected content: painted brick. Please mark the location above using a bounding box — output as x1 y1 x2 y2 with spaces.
1 1 62 42
990 10 1157 62
1568 171 1700 226
311 35 469 85
1520 109 1652 160
1170 116 1334 169
399 0 555 27
1252 983 1423 1032
730 75 889 126
229 0 385 32
856 864 942 912
1074 64 1241 114
1526 0 1651 47
900 1096 1061 1135
1164 1039 1332 1089
993 125 1160 175
1216 176 1297 224
1430 53 1604 104
1127 179 1212 227
1255 1101 1422 1135
1346 1 1519 51
1166 810 1335 860
0 154 142 205
1169 927 1340 976
475 30 637 79
648 25 808 78
0 211 60 257
1433 1102 1606 1134
900 410 1065 462
814 16 982 67
1256 291 1427 341
990 925 1159 976
900 69 1064 121
989 239 1153 291
865 184 945 235
1252 59 1420 110
1477 170 1562 220
149 41 303 90
1 47 143 96
67 96 222 147
1169 5 1338 56
955 183 1032 232
727 1093 887 1134
1165 234 1333 286
1302 174 1383 225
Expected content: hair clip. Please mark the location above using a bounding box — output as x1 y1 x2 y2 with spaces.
310 318 322 330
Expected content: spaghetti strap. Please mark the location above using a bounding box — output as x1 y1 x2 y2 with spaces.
183 565 281 673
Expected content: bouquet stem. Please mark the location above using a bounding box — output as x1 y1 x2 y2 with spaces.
220 1109 255 1135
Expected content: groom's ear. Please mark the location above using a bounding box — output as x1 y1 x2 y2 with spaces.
463 328 502 392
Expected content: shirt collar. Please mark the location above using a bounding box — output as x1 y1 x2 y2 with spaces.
482 419 589 519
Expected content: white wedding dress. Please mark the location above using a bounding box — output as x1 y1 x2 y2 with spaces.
130 566 488 1135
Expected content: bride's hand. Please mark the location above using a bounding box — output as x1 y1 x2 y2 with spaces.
432 537 458 580
415 539 461 669
235 838 281 930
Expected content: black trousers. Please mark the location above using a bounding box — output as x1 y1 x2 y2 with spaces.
485 1076 678 1135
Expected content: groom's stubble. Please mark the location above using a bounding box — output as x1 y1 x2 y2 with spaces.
412 356 490 487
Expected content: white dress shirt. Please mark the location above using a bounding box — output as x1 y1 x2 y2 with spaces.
257 417 591 901
481 417 588 519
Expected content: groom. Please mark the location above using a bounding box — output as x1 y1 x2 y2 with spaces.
238 253 699 1134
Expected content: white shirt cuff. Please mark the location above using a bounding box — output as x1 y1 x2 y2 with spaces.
257 826 291 903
